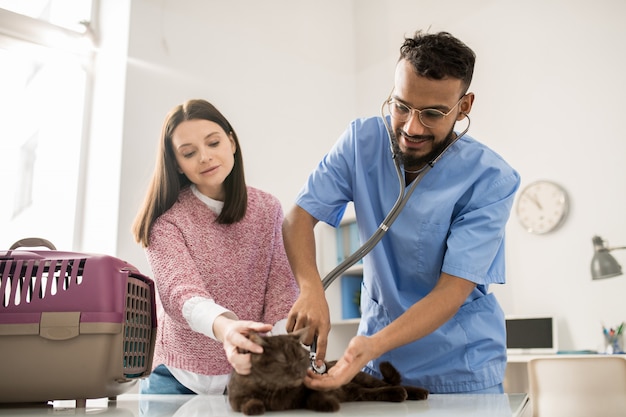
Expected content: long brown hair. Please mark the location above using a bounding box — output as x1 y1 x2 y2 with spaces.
132 99 247 247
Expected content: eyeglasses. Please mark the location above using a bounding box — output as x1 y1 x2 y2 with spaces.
385 96 464 128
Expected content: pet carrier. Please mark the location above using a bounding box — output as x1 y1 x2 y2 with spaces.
0 238 156 406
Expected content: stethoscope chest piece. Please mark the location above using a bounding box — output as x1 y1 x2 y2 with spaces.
310 355 327 374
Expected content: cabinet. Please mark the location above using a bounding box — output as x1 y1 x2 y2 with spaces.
339 265 362 320
335 219 363 320
315 215 361 360
503 353 626 394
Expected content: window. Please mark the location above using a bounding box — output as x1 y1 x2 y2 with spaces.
0 0 91 31
0 1 94 251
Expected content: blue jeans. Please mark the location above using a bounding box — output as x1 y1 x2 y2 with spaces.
140 364 196 394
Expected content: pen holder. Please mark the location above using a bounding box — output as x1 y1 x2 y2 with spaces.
604 333 624 354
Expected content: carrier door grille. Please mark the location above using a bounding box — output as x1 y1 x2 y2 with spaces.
122 275 153 377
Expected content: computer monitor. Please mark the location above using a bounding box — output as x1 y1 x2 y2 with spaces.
505 315 558 354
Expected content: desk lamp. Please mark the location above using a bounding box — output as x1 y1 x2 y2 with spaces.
591 235 625 279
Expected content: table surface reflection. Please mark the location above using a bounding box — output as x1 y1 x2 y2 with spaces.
0 393 529 417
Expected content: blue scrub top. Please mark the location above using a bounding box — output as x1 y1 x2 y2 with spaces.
295 116 520 393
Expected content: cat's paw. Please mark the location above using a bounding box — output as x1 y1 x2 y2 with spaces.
379 361 401 385
381 386 408 402
311 400 340 412
241 398 266 415
306 392 341 412
404 386 429 401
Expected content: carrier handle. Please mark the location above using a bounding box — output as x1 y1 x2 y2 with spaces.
9 237 57 250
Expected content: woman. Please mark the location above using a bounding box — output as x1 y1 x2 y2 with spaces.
132 99 298 394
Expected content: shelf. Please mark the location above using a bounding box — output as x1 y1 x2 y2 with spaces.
321 211 362 359
340 275 361 320
336 220 360 266
344 265 363 275
331 318 360 326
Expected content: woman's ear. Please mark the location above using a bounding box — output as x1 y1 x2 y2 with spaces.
229 132 237 154
457 92 475 120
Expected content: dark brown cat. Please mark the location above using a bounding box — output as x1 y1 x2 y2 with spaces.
227 328 428 415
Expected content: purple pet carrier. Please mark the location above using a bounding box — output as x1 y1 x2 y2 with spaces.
0 238 156 406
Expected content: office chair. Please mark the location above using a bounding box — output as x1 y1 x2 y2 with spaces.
528 356 626 417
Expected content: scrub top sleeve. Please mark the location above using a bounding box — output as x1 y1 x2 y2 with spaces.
443 170 520 284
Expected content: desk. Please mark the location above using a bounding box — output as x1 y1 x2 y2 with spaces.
0 393 530 417
505 353 626 394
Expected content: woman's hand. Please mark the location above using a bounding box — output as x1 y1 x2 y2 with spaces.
214 316 272 375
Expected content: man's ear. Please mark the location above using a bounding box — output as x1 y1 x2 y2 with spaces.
457 92 475 120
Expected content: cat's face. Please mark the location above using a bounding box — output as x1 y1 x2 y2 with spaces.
247 329 310 389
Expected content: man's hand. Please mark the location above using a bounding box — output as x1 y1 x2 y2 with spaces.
304 335 375 391
282 204 330 366
214 316 272 375
286 287 330 365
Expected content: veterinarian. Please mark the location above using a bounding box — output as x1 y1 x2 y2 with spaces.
133 99 298 395
283 31 520 394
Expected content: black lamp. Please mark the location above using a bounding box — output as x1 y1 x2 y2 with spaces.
591 235 625 280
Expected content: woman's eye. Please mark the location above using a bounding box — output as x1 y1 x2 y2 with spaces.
208 141 220 148
182 151 195 158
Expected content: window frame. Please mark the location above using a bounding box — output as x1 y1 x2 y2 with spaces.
0 5 96 251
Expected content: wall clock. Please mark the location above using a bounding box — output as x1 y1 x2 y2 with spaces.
515 180 569 234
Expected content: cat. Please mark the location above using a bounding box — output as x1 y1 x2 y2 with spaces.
227 328 429 415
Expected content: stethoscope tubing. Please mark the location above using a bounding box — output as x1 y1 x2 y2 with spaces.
309 109 470 370
321 111 469 290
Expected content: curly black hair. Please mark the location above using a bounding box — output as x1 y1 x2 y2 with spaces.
399 31 475 93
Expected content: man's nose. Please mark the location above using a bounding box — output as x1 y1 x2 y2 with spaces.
404 112 428 135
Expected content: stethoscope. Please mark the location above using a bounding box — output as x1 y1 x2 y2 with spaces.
309 95 471 374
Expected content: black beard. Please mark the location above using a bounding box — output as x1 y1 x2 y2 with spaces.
390 126 456 169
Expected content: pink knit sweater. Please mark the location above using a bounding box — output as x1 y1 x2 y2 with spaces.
146 186 298 376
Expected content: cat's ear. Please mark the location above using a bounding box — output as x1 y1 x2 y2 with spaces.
290 327 310 343
248 331 267 346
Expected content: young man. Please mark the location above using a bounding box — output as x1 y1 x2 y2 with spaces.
283 31 520 394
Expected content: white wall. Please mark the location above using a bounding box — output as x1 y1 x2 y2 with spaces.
344 0 626 351
90 0 626 353
111 0 358 275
